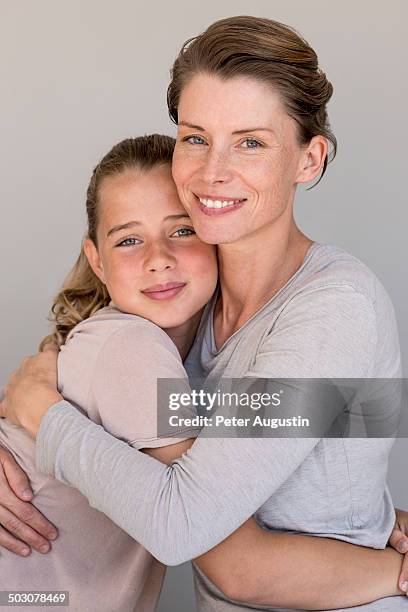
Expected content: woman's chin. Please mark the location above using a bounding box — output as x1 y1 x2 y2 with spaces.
194 222 238 246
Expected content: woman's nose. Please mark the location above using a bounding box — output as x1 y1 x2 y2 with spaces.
145 244 176 273
198 148 233 185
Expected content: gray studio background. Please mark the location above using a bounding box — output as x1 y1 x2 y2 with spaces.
1 1 407 610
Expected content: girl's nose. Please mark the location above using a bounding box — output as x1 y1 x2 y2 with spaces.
145 244 177 273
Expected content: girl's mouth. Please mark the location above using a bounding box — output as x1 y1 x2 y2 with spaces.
195 195 246 216
141 281 187 301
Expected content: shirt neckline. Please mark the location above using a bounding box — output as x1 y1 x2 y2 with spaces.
208 241 322 355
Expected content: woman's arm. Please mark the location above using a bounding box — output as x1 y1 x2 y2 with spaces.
145 439 404 609
28 287 382 564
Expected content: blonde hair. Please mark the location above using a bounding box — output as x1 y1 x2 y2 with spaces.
40 134 175 350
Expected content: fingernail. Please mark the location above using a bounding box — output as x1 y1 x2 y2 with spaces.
400 581 408 592
21 488 33 500
40 544 50 553
21 547 30 556
48 530 58 540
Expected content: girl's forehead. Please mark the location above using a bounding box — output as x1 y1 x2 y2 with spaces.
98 168 187 226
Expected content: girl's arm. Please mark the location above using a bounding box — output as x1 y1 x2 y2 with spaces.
145 441 404 610
194 518 404 609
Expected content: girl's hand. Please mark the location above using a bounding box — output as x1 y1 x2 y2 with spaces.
0 446 58 555
0 350 62 438
389 508 408 594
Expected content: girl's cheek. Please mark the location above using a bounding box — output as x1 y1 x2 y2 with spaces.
189 246 218 275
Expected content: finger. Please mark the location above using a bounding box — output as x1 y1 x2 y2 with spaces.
0 462 58 541
20 356 31 369
1 496 58 542
389 528 408 554
42 343 59 354
0 525 31 557
399 553 408 594
0 449 33 500
0 506 54 553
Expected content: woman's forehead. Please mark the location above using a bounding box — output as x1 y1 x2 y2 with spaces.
178 73 286 127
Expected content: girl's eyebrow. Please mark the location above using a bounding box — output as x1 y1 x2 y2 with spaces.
107 214 191 238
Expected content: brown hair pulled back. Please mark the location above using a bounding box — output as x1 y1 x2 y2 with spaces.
167 15 336 180
40 134 175 350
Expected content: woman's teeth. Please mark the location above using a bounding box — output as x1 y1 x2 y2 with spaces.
198 197 244 209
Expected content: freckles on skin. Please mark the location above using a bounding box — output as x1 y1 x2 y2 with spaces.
87 166 218 326
172 74 307 246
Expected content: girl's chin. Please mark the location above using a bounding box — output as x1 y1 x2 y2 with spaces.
140 312 191 331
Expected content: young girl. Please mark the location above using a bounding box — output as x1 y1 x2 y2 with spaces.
0 134 218 611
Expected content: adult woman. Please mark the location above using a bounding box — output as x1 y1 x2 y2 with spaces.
1 15 408 611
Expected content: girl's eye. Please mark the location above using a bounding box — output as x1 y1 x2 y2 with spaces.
171 227 196 238
241 138 262 149
183 135 206 146
117 237 142 247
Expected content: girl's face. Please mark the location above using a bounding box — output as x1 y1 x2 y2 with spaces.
84 164 218 331
172 73 326 246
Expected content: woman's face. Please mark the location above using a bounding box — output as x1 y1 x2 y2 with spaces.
84 164 218 331
172 73 324 245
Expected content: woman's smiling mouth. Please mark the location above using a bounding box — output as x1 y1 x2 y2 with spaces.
195 194 247 215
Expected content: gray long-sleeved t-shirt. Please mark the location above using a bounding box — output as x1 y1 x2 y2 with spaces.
36 243 406 611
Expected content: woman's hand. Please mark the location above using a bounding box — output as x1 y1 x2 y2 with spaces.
0 446 58 555
0 350 62 438
389 508 408 594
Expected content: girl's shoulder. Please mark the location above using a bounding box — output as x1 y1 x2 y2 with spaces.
61 303 180 362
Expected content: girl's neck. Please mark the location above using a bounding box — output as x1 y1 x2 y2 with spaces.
164 308 203 361
214 219 313 349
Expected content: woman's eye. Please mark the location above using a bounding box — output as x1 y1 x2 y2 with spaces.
241 138 262 149
117 237 142 247
171 227 196 238
183 135 206 145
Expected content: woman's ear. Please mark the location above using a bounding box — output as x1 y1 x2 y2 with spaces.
296 136 328 185
84 238 106 284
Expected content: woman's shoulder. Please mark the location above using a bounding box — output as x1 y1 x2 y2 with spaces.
299 243 391 309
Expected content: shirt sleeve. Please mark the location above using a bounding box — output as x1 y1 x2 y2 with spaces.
89 322 199 449
36 284 377 565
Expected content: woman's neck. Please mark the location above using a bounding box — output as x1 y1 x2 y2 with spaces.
214 219 313 349
163 309 203 361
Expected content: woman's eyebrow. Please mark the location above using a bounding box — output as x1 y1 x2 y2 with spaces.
107 215 191 238
232 127 275 135
178 121 205 131
178 121 275 136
